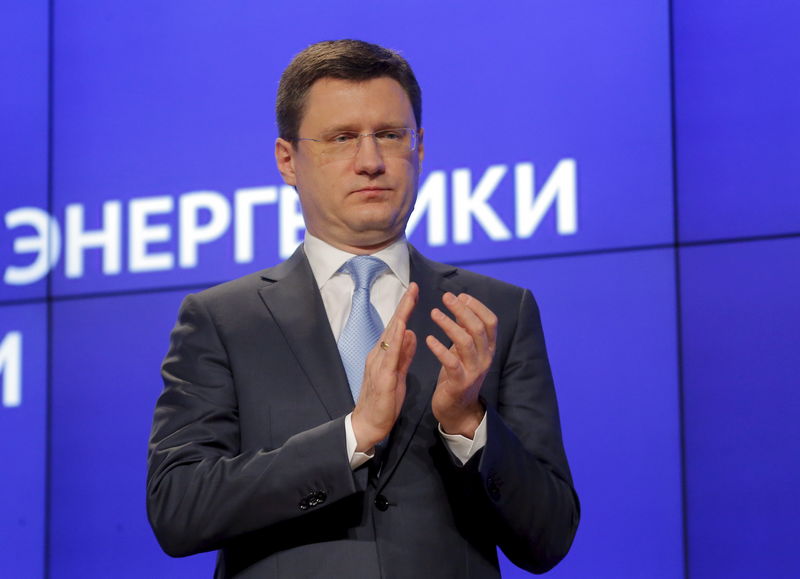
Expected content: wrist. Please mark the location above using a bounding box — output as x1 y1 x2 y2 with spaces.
439 404 485 439
350 410 381 452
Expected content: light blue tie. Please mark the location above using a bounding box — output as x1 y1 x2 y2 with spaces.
338 256 388 401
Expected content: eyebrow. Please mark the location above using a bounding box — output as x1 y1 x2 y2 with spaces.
320 121 410 134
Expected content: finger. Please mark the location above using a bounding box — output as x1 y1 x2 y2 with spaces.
426 334 464 377
457 293 498 350
430 307 477 360
442 292 489 354
366 320 404 389
393 282 419 325
379 282 418 344
397 329 417 381
378 317 407 370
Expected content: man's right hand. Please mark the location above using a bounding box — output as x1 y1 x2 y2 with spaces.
351 282 419 452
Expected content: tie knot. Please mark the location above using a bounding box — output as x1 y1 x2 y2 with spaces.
341 256 388 290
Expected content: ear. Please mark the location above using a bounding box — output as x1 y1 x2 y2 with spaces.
415 128 425 165
275 138 297 186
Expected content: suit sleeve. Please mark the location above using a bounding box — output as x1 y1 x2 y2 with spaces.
146 294 359 558
449 288 580 573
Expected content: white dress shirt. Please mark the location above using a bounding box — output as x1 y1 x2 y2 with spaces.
302 233 487 467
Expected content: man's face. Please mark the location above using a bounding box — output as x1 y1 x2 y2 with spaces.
275 76 423 253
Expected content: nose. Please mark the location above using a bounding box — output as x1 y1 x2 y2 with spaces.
353 134 385 176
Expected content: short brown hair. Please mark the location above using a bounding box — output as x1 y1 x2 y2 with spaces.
276 39 422 142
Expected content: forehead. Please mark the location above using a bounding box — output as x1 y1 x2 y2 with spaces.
299 76 416 132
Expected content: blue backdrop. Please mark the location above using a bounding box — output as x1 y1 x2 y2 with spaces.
1 1 798 577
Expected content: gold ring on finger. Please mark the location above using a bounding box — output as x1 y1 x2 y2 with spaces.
380 341 390 351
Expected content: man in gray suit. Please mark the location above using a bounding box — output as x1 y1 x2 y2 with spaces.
147 39 579 578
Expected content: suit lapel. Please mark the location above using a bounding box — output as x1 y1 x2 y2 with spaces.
257 246 354 419
377 246 463 489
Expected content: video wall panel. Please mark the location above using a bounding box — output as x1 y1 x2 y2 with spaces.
673 0 800 242
0 304 48 578
473 248 683 578
49 291 215 578
681 237 800 578
45 245 685 578
0 1 49 302
41 1 673 299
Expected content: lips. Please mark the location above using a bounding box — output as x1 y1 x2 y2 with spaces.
351 186 390 194
350 186 392 199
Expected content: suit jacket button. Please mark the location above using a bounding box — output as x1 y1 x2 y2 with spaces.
374 494 390 511
309 491 327 507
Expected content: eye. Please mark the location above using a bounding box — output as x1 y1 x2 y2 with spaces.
376 129 405 141
328 132 358 144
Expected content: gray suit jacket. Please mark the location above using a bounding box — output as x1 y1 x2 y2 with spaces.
147 245 579 578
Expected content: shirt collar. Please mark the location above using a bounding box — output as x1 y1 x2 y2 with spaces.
303 232 410 289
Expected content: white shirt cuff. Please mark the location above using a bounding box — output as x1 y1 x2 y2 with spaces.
345 413 374 469
438 412 488 466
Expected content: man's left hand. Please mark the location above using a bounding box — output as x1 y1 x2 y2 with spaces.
426 292 497 438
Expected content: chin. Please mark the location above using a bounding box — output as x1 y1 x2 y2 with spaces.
349 220 404 247
349 208 400 231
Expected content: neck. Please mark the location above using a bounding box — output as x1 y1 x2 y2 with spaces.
310 232 404 255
